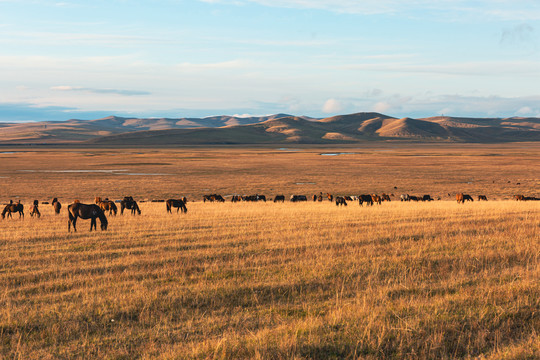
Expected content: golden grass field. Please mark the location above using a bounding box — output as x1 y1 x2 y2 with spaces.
0 144 539 359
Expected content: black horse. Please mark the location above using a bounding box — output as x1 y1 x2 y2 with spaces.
52 197 62 214
274 195 285 203
2 201 24 219
120 196 141 215
68 202 108 232
358 194 373 206
166 199 188 213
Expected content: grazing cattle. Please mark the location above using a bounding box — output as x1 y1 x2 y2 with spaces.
29 200 41 218
400 194 410 202
456 193 474 203
95 197 117 216
478 195 488 201
120 196 141 215
274 195 285 203
371 194 382 205
2 201 24 219
381 193 391 202
335 196 347 206
290 195 307 202
52 198 62 214
327 193 333 202
166 199 188 213
68 202 107 232
358 194 373 206
203 194 225 202
422 195 434 202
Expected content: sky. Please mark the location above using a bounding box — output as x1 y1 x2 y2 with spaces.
1 0 539 122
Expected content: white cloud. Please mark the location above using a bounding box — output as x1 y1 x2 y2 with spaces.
322 98 343 113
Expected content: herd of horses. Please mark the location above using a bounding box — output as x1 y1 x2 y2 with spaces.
1 192 538 232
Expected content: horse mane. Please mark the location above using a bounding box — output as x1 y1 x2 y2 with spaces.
97 206 108 226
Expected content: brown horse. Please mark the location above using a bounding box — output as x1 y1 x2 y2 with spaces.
478 195 488 201
166 199 188 213
327 193 333 202
52 197 62 214
456 193 474 203
68 202 108 232
2 201 24 219
29 200 40 218
381 193 391 202
335 196 347 206
371 194 382 205
95 197 117 216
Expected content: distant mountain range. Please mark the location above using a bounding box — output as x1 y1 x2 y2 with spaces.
0 112 538 145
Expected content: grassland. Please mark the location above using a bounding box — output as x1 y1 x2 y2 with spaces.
0 144 539 359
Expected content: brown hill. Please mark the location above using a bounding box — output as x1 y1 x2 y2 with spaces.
0 112 538 145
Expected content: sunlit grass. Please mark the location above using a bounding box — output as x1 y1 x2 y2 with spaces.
1 200 538 359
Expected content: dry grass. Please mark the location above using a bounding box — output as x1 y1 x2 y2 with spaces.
1 200 538 359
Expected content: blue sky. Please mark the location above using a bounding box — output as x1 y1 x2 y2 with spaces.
1 0 539 121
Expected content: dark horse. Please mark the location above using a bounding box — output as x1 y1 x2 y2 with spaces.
335 196 347 206
2 201 24 219
166 199 188 213
52 197 62 214
68 202 108 232
120 196 141 215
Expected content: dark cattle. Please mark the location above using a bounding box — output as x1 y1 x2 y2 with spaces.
335 197 347 206
290 195 307 202
478 195 488 201
274 195 285 203
422 195 434 202
68 203 107 232
166 199 188 213
120 196 141 215
52 198 62 214
2 201 24 219
358 195 373 206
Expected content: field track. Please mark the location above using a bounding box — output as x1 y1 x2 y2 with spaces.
1 201 538 359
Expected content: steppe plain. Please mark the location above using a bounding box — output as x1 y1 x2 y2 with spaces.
0 143 538 359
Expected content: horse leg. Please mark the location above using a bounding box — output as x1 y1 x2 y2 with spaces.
90 217 96 231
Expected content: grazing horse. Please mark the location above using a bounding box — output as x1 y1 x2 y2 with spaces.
312 194 317 202
120 196 141 215
290 195 307 202
2 201 24 219
231 195 242 202
456 193 474 204
335 196 347 206
409 195 421 202
381 193 391 202
358 194 373 206
95 197 118 216
52 198 62 214
327 193 333 202
274 195 285 203
371 194 382 205
514 195 525 201
478 195 488 201
68 202 107 232
400 194 410 202
422 195 434 202
166 199 188 213
29 200 41 218
203 194 225 202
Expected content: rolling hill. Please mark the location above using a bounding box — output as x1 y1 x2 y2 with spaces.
0 112 538 145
